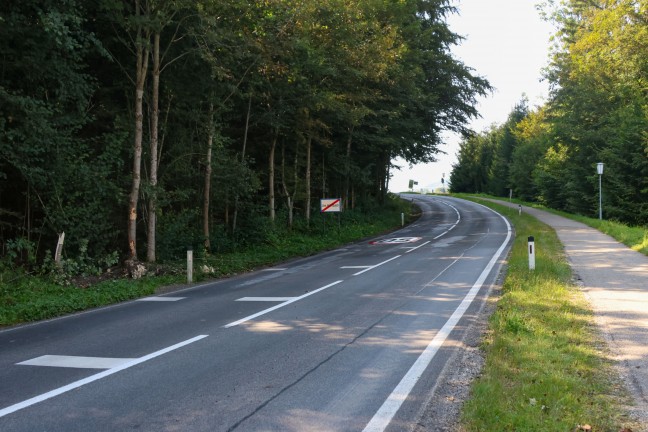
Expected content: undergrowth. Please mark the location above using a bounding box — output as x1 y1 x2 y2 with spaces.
0 196 413 326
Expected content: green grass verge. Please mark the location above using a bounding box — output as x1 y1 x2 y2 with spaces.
459 198 634 431
0 197 414 327
0 275 182 325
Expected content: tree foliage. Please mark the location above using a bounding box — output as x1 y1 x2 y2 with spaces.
451 0 648 225
0 0 488 269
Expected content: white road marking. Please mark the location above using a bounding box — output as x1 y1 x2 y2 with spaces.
0 335 208 418
236 297 296 302
137 296 185 302
403 240 430 254
17 355 136 369
224 280 344 328
433 200 461 240
261 268 287 272
362 208 512 432
353 256 401 276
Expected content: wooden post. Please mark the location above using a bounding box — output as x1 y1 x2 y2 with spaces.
187 247 193 283
54 232 65 266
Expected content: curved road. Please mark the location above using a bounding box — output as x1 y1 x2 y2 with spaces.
0 196 511 431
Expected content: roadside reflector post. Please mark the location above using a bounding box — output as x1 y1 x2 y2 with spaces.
401 212 404 227
187 247 193 283
528 236 536 270
518 204 522 216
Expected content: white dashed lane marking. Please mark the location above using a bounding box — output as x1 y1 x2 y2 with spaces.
17 355 136 369
137 296 185 302
236 297 296 302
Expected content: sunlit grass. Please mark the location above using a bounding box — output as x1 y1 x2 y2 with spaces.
459 199 634 431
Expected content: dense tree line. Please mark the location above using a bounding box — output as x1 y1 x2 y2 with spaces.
451 0 648 225
0 0 489 271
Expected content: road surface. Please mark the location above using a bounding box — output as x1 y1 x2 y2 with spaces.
0 195 511 431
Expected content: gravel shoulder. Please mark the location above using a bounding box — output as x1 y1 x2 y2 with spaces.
411 264 506 432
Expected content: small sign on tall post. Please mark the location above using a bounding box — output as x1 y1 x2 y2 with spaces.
597 162 604 220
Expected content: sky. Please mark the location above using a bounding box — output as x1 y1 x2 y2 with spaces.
389 0 555 192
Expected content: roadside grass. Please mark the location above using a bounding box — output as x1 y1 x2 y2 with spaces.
459 199 633 431
0 197 413 327
0 274 180 325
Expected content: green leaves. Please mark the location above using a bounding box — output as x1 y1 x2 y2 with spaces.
1 0 491 266
452 0 648 225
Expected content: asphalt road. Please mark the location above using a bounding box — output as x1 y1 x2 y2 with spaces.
0 195 511 432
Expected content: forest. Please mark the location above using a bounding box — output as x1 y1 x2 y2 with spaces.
450 0 648 226
0 0 490 274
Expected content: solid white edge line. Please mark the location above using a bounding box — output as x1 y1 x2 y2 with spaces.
223 280 344 328
353 256 401 276
0 334 208 418
362 207 511 432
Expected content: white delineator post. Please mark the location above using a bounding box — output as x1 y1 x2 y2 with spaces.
187 247 193 283
528 236 536 270
401 212 404 227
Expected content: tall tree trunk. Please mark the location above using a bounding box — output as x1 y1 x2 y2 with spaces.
203 103 214 251
269 128 278 222
233 93 252 233
322 154 326 198
305 134 312 225
344 125 354 210
127 1 150 262
280 140 299 228
146 31 160 263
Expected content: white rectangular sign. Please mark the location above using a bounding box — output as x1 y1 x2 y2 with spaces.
320 198 342 213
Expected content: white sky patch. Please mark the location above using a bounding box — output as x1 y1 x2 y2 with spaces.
390 0 554 192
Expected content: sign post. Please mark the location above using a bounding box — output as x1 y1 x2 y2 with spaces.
597 163 604 220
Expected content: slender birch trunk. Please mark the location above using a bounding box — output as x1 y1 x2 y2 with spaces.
344 125 353 210
233 93 252 233
146 31 160 263
269 128 278 222
305 134 312 225
203 103 214 251
127 0 150 262
280 141 298 228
